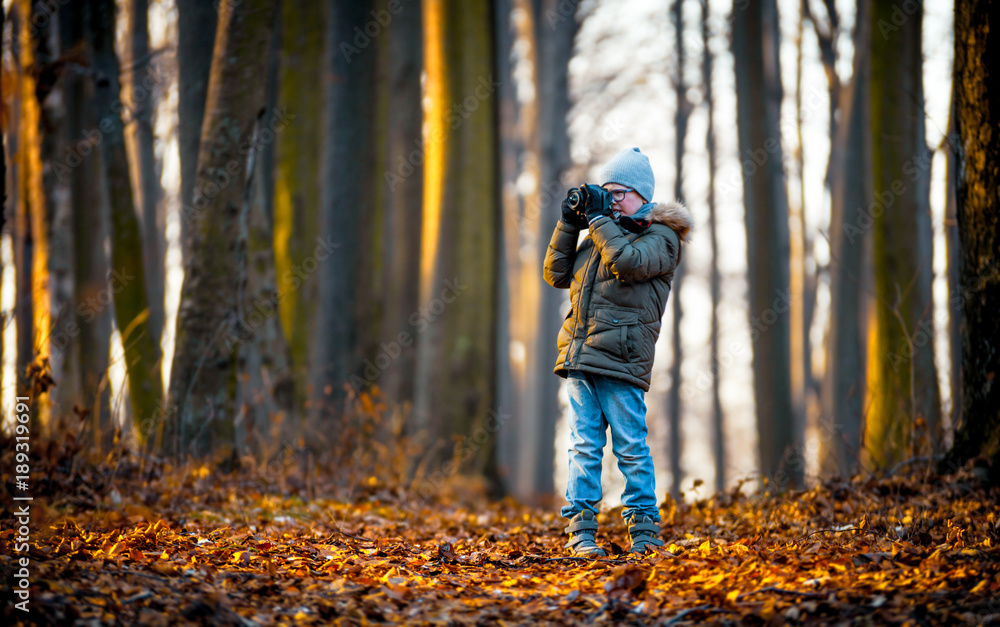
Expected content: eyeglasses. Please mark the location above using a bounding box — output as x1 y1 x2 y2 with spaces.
608 187 633 202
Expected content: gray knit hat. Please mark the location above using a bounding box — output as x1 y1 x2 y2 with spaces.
601 147 654 203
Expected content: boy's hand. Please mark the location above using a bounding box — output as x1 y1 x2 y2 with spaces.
561 198 589 229
585 201 612 223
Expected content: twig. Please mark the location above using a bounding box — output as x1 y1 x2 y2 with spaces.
664 604 718 625
737 586 826 601
122 591 154 604
320 521 376 544
793 526 856 542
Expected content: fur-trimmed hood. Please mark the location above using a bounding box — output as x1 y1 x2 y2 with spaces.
647 200 692 242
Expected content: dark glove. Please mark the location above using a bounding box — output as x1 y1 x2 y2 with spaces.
585 200 613 223
583 186 613 223
561 197 589 229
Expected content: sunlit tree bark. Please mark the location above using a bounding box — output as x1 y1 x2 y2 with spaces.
37 0 72 430
10 0 53 433
945 0 1000 484
865 0 940 469
165 0 276 464
732 0 800 489
415 0 500 489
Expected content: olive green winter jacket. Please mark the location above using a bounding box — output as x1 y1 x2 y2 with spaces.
543 202 693 391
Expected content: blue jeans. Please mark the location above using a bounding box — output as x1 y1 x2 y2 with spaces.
561 371 659 523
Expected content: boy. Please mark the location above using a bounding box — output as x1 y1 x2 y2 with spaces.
543 147 692 556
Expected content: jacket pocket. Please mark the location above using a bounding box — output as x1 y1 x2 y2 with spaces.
586 308 639 362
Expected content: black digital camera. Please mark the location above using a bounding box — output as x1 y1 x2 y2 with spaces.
566 183 614 219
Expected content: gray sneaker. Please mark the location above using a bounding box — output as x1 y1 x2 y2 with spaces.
627 515 665 554
564 510 607 557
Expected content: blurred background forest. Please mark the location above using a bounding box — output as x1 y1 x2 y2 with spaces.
1 0 998 506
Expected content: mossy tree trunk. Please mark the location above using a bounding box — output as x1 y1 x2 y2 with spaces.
164 0 276 465
865 0 940 469
945 0 1000 484
274 0 324 416
233 27 296 459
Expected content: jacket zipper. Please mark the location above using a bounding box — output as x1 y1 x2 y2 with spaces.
567 243 600 367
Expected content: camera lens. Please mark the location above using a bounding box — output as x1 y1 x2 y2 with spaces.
567 189 583 210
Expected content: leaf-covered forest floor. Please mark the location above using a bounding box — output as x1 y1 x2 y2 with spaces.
2 435 999 626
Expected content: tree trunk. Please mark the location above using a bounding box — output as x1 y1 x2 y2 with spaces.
528 0 577 500
0 6 4 403
47 1 111 447
943 91 961 436
235 108 296 459
311 0 374 432
945 0 1000 484
414 0 500 491
701 0 726 494
36 1 70 431
176 0 217 260
866 0 941 469
165 0 276 465
231 16 295 460
128 0 165 354
820 0 870 477
274 0 325 416
10 0 53 433
353 1 392 421
667 0 689 500
376 0 423 413
791 0 808 453
91 0 164 446
495 0 522 497
731 0 800 489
